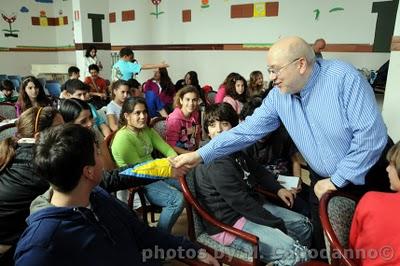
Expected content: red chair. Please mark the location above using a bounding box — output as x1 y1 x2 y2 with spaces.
319 191 359 266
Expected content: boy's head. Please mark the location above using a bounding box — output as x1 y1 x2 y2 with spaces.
63 79 90 101
34 124 102 193
88 64 100 79
126 78 142 97
386 142 400 191
68 66 80 79
239 96 263 121
204 103 238 139
0 79 15 97
119 47 134 61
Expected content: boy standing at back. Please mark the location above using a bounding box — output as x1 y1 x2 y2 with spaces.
14 124 218 265
192 103 311 265
112 47 169 81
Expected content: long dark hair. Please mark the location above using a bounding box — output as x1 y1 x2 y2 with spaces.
0 106 60 171
185 71 206 105
158 68 175 96
17 76 51 113
118 97 148 128
226 73 248 103
85 45 97 58
59 98 91 123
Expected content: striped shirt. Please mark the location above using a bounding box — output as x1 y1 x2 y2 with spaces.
199 59 387 187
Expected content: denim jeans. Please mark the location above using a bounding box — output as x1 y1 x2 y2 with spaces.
230 201 312 265
143 179 184 233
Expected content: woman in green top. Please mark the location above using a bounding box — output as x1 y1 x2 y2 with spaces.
111 97 184 232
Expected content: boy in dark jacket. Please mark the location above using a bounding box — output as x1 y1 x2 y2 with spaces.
14 124 218 266
193 103 311 265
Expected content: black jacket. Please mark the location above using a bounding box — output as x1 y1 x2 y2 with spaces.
192 151 287 235
0 143 142 246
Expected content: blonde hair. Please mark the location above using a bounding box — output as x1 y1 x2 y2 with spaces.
387 142 400 176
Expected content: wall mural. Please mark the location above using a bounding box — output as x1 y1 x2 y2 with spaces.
231 2 279 19
31 10 68 26
201 0 210 9
1 11 19 38
313 6 344 21
20 7 29 13
150 0 164 19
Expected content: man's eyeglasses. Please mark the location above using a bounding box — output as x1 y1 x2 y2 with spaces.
267 57 301 76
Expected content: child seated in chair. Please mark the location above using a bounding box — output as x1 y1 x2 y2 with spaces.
349 141 400 265
14 124 219 266
192 103 312 265
0 80 18 103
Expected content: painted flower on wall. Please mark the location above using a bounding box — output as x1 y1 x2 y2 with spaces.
201 0 209 8
1 11 19 38
150 0 164 19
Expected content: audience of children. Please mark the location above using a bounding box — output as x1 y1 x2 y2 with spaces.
106 80 130 131
143 67 176 113
83 45 103 78
111 97 184 233
111 47 169 81
191 103 311 265
13 124 219 265
165 85 201 154
0 79 18 103
15 76 51 117
222 73 248 114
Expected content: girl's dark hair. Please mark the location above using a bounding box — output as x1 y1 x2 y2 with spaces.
173 85 199 109
118 97 148 128
0 106 60 171
0 79 15 91
159 68 175 96
85 45 97 58
17 76 51 113
203 103 239 134
110 80 129 99
127 78 141 90
59 98 91 123
185 71 206 105
222 72 239 86
226 73 248 103
239 96 263 121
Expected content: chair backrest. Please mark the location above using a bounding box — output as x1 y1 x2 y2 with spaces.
9 78 20 92
319 191 358 266
0 123 17 141
0 103 17 119
0 74 7 82
37 78 46 90
7 75 21 82
45 82 61 97
150 117 167 140
205 91 217 105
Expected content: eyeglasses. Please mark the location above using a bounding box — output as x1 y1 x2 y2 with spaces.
267 57 301 76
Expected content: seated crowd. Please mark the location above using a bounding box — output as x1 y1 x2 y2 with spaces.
0 39 397 266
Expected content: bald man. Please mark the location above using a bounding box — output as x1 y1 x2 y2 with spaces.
312 38 326 59
172 36 392 253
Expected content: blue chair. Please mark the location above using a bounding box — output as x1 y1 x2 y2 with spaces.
45 82 61 97
7 75 22 83
37 78 46 89
9 78 20 92
0 74 7 82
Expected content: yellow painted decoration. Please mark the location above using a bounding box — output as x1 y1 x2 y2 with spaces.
39 17 48 26
254 2 266 17
58 17 64 25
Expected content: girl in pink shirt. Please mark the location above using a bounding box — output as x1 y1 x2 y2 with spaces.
223 73 248 114
166 86 201 154
215 72 238 104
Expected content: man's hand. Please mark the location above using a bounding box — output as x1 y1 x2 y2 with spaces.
197 249 220 265
314 178 337 200
277 188 295 207
169 152 203 169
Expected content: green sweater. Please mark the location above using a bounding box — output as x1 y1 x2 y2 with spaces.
111 126 177 167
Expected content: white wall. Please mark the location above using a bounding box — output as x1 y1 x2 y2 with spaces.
382 6 400 142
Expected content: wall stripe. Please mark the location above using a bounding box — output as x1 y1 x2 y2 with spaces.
391 36 400 51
